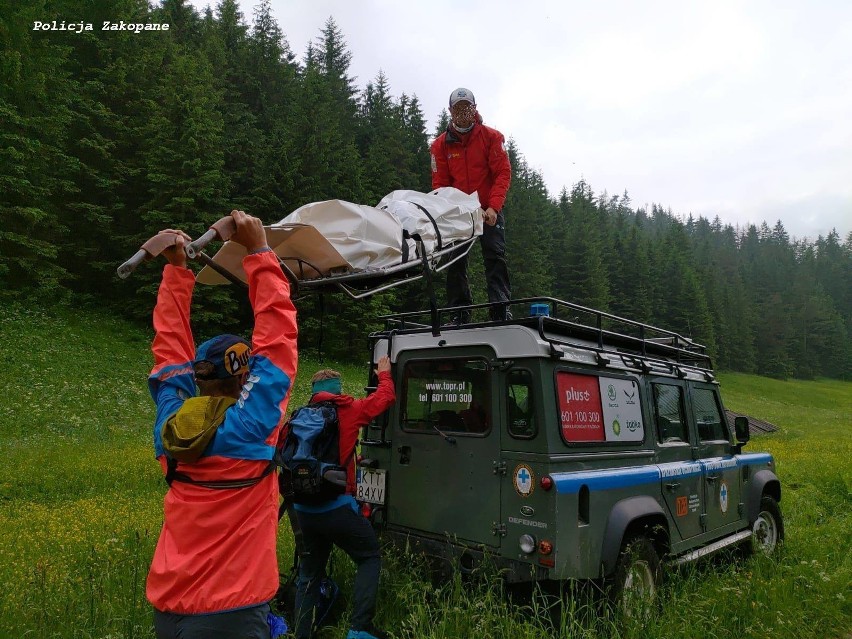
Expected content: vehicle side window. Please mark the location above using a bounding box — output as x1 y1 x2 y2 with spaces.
401 359 491 435
507 369 536 439
653 383 688 443
692 387 729 442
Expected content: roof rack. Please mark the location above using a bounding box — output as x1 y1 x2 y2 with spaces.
377 296 713 371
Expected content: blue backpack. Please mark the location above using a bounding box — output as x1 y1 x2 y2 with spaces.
277 401 347 504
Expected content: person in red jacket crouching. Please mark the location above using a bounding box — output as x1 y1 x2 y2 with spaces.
430 87 512 323
292 356 396 639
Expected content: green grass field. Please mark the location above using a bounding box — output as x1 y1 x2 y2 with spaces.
1 303 850 638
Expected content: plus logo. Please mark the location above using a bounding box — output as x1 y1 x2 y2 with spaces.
514 464 535 497
719 480 729 514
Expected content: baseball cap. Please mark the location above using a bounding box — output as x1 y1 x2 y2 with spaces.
449 87 476 108
194 334 251 380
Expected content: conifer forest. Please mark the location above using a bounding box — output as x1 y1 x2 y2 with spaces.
2 0 850 379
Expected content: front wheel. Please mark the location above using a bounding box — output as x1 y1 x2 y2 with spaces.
751 495 784 556
609 536 662 619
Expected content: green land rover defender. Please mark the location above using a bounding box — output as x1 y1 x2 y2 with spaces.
355 298 783 608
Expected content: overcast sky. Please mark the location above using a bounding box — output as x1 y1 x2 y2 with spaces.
188 0 851 241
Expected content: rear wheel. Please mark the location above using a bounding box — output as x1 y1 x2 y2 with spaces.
750 495 784 556
609 536 662 619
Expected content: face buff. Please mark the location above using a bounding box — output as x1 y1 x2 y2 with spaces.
450 102 476 133
312 378 342 395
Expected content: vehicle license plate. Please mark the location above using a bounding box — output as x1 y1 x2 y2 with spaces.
356 468 386 505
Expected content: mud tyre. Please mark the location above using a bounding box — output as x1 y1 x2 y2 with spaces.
609 536 662 619
749 495 784 556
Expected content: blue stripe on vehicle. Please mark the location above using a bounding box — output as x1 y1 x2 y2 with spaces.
552 453 774 495
552 466 661 494
736 453 773 466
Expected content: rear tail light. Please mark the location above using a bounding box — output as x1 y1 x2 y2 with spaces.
540 475 554 491
361 502 373 518
538 540 553 555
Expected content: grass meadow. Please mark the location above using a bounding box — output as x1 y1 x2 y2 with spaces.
1 302 850 638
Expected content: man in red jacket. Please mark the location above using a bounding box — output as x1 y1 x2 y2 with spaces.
430 87 512 322
292 356 396 639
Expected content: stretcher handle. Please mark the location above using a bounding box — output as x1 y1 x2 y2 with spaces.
116 233 181 279
185 216 237 259
278 258 299 296
116 249 148 279
195 251 248 289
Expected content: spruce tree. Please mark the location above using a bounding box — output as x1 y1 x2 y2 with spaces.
133 44 229 330
54 0 156 304
0 3 76 298
556 180 609 309
400 94 431 191
609 224 653 325
358 71 409 203
503 143 554 299
243 0 300 219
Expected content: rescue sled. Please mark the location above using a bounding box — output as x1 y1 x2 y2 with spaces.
195 187 483 299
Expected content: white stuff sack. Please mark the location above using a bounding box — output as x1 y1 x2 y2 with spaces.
279 200 403 271
280 187 483 269
375 188 483 256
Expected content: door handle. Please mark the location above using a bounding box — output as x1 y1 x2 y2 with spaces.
397 445 411 465
665 482 681 491
706 474 720 483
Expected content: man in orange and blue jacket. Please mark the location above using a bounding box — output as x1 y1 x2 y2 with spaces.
146 210 297 639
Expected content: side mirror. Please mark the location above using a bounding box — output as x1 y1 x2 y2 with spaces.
734 416 751 445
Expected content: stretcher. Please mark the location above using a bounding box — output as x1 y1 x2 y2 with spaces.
192 187 483 299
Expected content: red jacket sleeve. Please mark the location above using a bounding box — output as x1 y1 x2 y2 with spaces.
238 250 298 444
149 265 198 457
151 264 196 374
244 250 298 385
487 130 511 211
430 135 452 190
341 370 395 494
351 370 396 427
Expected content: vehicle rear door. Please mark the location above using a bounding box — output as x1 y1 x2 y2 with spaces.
387 348 501 547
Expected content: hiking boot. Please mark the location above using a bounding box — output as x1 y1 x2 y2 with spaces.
346 625 390 639
442 311 471 326
489 305 512 321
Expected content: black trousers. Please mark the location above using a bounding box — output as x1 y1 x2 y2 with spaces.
294 503 381 638
153 603 270 639
446 211 511 319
